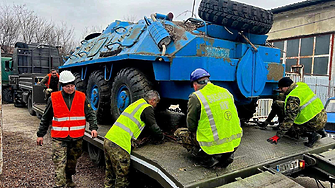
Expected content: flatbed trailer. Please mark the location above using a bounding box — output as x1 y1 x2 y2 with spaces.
82 111 335 188
31 101 335 187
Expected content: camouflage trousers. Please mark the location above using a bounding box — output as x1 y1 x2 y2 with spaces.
174 128 235 166
52 139 83 187
288 109 327 137
103 139 130 188
266 100 285 123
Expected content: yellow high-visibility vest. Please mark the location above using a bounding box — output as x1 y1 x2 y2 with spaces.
285 82 324 124
105 98 151 154
194 83 242 155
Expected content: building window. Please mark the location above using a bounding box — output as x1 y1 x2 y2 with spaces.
271 34 331 76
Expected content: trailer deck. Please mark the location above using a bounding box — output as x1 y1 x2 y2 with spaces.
84 118 335 188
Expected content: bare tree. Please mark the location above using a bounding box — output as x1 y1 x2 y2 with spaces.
14 4 41 44
123 15 138 23
0 4 20 54
54 22 76 56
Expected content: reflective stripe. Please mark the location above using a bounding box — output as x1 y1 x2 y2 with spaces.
131 102 147 116
53 116 86 121
195 91 219 141
114 122 135 139
122 112 143 131
199 133 243 147
300 95 317 110
52 127 69 131
70 125 86 130
53 117 69 122
51 125 86 131
70 116 86 120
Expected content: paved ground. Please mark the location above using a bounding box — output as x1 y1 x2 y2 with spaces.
0 104 333 188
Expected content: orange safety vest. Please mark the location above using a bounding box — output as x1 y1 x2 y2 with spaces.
51 91 86 138
46 73 59 88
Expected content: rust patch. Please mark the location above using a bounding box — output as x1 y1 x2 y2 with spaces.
196 43 207 56
267 63 284 81
164 23 188 41
204 37 214 46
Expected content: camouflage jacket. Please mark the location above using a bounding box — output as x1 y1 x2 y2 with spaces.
277 83 326 137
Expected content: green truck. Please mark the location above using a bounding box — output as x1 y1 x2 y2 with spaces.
1 56 13 103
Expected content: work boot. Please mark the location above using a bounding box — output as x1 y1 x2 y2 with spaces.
317 128 327 138
66 177 76 188
304 132 321 147
220 153 234 168
202 157 219 168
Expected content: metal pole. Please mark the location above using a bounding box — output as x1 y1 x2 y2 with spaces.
0 51 3 174
192 0 196 18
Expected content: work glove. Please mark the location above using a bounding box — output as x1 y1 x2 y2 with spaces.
267 135 280 144
45 88 53 95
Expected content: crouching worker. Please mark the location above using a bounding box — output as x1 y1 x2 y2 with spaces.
175 68 242 168
36 70 98 188
267 77 327 147
103 90 164 188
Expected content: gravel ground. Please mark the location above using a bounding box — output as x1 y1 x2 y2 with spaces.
0 104 105 188
0 104 333 188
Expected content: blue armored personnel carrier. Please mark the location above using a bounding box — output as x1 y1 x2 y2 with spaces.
60 0 282 124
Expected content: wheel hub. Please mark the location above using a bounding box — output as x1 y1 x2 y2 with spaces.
117 86 130 113
90 85 99 110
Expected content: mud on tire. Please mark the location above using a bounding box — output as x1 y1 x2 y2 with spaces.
86 70 111 124
110 68 152 121
198 0 273 34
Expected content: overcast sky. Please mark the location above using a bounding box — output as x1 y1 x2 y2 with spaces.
1 0 300 41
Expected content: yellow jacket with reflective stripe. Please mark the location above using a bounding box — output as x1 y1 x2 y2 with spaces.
105 98 151 154
194 83 242 155
285 82 324 124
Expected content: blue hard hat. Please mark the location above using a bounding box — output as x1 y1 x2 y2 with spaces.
190 68 210 82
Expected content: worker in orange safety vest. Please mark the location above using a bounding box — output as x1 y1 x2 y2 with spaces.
36 70 98 188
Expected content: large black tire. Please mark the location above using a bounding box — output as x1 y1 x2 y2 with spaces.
198 0 273 34
2 87 13 103
27 94 36 116
110 68 152 121
87 143 104 166
73 72 87 92
86 70 111 124
236 99 257 125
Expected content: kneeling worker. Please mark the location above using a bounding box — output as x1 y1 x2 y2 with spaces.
103 90 164 188
267 77 327 147
175 68 242 168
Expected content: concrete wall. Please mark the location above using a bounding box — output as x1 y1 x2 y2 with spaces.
268 1 335 41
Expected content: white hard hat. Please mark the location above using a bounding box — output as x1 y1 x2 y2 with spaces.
59 70 75 84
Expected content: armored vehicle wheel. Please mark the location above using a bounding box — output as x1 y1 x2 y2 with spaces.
2 87 13 103
237 99 257 124
198 0 273 34
110 68 152 121
73 72 87 92
87 142 104 166
86 70 111 124
27 94 36 116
